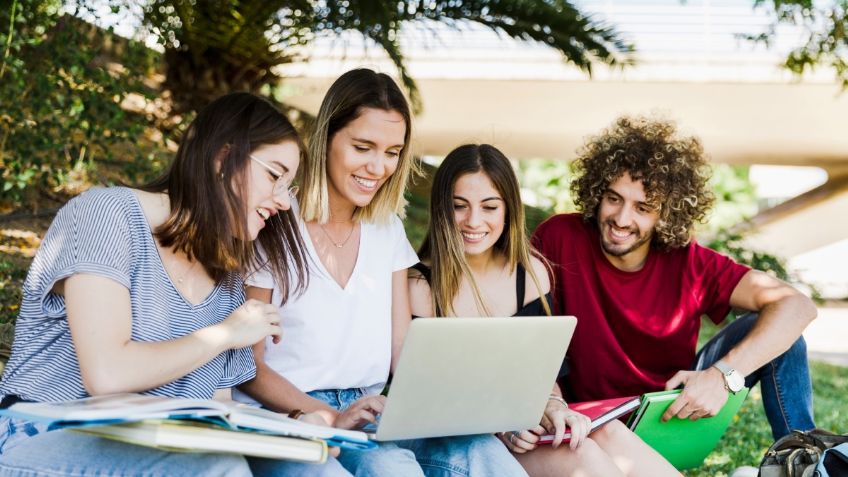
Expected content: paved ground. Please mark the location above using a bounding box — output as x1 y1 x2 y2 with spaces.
804 304 848 367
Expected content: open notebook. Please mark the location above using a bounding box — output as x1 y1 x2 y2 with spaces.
0 392 375 460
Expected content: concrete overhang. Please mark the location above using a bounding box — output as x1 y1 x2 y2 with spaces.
278 76 848 169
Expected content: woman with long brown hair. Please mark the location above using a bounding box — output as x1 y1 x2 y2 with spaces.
0 92 347 476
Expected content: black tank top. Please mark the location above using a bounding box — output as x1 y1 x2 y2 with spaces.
410 262 552 318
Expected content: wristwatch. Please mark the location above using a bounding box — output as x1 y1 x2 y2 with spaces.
712 360 745 394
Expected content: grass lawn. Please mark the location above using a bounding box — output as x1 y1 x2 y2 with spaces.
684 360 848 476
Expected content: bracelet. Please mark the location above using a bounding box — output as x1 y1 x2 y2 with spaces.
548 394 568 408
287 409 305 420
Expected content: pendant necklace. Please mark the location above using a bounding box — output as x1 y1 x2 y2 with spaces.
319 222 355 249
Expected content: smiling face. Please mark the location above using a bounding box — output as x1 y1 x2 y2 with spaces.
244 140 300 240
597 172 661 270
326 107 406 215
452 171 506 258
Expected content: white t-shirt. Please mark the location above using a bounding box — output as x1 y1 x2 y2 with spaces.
235 210 418 403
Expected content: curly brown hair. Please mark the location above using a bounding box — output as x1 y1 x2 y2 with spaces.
570 115 714 249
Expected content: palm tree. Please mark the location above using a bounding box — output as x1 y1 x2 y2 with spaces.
137 0 634 114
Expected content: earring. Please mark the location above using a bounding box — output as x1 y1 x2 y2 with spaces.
219 172 224 180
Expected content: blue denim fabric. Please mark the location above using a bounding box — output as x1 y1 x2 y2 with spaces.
693 312 816 440
308 388 528 477
0 415 351 476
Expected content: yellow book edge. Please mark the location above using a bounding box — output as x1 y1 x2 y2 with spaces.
72 419 328 464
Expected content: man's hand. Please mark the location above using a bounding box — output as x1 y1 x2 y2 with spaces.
662 367 729 421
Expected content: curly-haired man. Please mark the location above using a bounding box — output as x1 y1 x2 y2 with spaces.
532 115 816 440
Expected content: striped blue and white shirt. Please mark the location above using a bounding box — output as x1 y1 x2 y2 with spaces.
0 187 255 403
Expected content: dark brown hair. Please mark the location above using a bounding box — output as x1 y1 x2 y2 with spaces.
418 144 550 316
144 92 308 300
571 115 714 249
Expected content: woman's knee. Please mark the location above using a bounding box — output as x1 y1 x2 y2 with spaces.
567 437 607 461
519 437 609 471
588 419 632 446
341 445 423 477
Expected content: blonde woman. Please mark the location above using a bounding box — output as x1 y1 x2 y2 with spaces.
408 144 681 477
236 71 527 477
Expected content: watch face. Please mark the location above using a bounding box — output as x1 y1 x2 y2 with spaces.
727 370 746 393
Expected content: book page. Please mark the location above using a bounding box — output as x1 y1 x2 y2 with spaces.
5 393 229 422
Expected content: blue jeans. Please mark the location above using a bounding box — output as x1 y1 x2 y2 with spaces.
693 312 816 440
308 388 528 477
0 415 350 476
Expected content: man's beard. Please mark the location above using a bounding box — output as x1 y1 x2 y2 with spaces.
599 220 652 257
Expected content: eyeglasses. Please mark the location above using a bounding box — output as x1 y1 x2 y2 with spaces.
250 154 298 197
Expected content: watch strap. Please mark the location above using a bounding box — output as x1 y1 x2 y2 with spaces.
712 360 732 376
712 360 743 393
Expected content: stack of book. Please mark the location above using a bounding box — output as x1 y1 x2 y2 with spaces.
533 389 749 470
535 395 641 444
0 393 376 464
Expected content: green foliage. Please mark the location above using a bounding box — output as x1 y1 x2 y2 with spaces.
131 0 634 114
707 230 792 281
0 254 27 326
0 0 164 210
748 0 848 89
516 158 576 215
705 229 822 301
138 0 301 115
0 253 28 362
704 164 759 233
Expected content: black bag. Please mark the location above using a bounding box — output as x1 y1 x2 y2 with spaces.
758 429 848 477
817 443 848 476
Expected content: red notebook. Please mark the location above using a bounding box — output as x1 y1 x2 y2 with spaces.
535 395 640 445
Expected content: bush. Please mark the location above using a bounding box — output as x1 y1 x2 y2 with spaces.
0 1 165 211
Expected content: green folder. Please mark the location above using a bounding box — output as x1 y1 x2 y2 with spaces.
628 387 749 470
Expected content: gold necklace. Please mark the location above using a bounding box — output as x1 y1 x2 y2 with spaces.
319 222 355 249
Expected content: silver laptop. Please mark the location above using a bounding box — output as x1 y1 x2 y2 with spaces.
372 316 577 441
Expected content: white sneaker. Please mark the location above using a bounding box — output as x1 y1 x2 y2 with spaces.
730 466 759 477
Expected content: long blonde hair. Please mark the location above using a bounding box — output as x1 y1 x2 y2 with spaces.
299 68 416 224
418 144 551 317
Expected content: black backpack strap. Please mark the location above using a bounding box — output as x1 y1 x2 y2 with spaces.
410 262 442 317
411 262 432 284
516 262 526 311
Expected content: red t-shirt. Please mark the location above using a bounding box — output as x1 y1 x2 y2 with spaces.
532 213 750 401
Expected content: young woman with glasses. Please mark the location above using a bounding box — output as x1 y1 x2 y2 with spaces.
0 92 349 476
